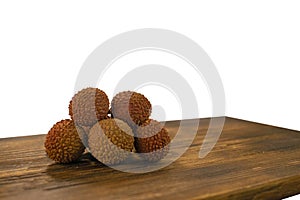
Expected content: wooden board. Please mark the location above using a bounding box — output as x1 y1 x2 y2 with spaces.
1 117 300 200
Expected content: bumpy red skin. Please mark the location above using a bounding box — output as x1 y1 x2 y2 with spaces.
111 91 151 128
44 119 85 163
135 119 171 162
88 119 134 165
69 87 109 127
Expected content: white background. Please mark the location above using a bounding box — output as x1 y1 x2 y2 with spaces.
0 1 299 199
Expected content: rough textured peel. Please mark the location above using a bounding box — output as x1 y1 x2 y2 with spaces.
111 91 151 128
88 118 134 165
135 119 171 162
69 87 109 127
44 119 85 163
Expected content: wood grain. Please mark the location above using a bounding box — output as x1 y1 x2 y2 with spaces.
0 117 300 200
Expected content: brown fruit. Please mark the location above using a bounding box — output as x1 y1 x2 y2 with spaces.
111 91 151 128
78 125 91 149
69 87 109 127
88 119 134 165
135 119 171 162
44 119 85 163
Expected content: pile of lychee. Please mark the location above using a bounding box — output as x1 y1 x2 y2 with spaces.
44 87 171 165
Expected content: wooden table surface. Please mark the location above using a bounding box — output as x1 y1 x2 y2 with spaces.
1 117 300 200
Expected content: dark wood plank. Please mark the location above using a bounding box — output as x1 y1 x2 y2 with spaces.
0 117 300 200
